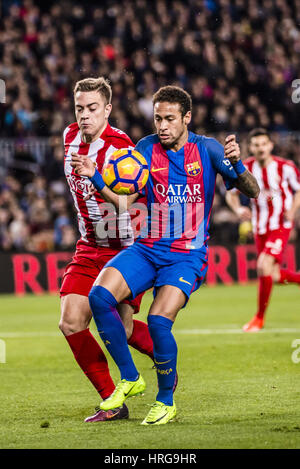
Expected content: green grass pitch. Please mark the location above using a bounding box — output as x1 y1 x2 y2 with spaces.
0 284 300 449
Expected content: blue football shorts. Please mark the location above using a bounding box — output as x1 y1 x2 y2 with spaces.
104 241 209 305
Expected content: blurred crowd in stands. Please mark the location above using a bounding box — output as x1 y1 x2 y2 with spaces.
0 0 300 252
0 142 77 252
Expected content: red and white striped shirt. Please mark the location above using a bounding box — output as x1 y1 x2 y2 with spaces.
63 122 135 248
244 155 300 235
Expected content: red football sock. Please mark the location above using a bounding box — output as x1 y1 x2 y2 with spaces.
127 320 154 361
256 276 273 320
279 269 300 285
65 328 115 400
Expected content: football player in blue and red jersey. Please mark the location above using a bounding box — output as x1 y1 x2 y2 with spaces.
71 86 259 425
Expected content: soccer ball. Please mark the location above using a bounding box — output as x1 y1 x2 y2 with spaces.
102 148 149 195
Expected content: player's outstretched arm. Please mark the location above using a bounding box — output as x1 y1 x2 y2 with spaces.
285 190 300 222
225 191 252 221
71 152 139 211
224 135 260 199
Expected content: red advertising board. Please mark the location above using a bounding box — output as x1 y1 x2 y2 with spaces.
0 244 298 295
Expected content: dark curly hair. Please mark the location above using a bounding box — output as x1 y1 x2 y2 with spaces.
152 86 192 117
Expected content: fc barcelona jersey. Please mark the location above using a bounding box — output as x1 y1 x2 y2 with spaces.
135 131 238 253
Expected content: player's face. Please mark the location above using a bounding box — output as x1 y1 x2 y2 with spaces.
75 91 112 143
249 135 273 164
154 102 191 150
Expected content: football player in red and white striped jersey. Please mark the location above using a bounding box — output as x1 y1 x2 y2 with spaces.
226 128 300 332
59 77 154 421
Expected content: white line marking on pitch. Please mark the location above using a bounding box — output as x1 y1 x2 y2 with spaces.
0 332 60 338
1 328 300 338
175 328 300 335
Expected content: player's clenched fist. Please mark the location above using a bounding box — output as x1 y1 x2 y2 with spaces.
71 152 96 178
224 135 240 164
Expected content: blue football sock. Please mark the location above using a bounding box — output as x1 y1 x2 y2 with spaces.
88 285 139 382
148 315 177 406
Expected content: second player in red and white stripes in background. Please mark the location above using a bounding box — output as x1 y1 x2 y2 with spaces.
226 128 300 332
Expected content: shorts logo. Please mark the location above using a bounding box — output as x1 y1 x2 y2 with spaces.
179 277 192 285
265 239 283 255
186 161 202 177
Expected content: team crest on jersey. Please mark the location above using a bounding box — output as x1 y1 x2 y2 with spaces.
186 161 202 177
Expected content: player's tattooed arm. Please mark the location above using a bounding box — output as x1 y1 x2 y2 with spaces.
234 170 260 199
224 135 260 199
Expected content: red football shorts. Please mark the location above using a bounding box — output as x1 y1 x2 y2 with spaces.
255 227 291 263
60 240 144 313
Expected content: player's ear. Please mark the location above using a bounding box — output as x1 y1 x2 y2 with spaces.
105 103 112 119
183 111 191 126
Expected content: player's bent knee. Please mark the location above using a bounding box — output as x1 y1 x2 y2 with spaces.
59 294 92 335
88 285 118 310
88 286 110 318
88 286 119 329
59 319 71 336
88 286 101 311
93 267 131 303
148 310 177 322
59 319 75 336
59 305 92 336
59 316 89 336
258 264 272 277
257 255 274 277
258 268 271 278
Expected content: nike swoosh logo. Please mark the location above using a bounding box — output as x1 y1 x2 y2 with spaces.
154 359 171 365
106 410 120 419
147 413 168 424
124 383 136 396
151 167 168 172
179 277 192 285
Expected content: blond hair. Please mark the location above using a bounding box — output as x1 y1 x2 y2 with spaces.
74 77 112 104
